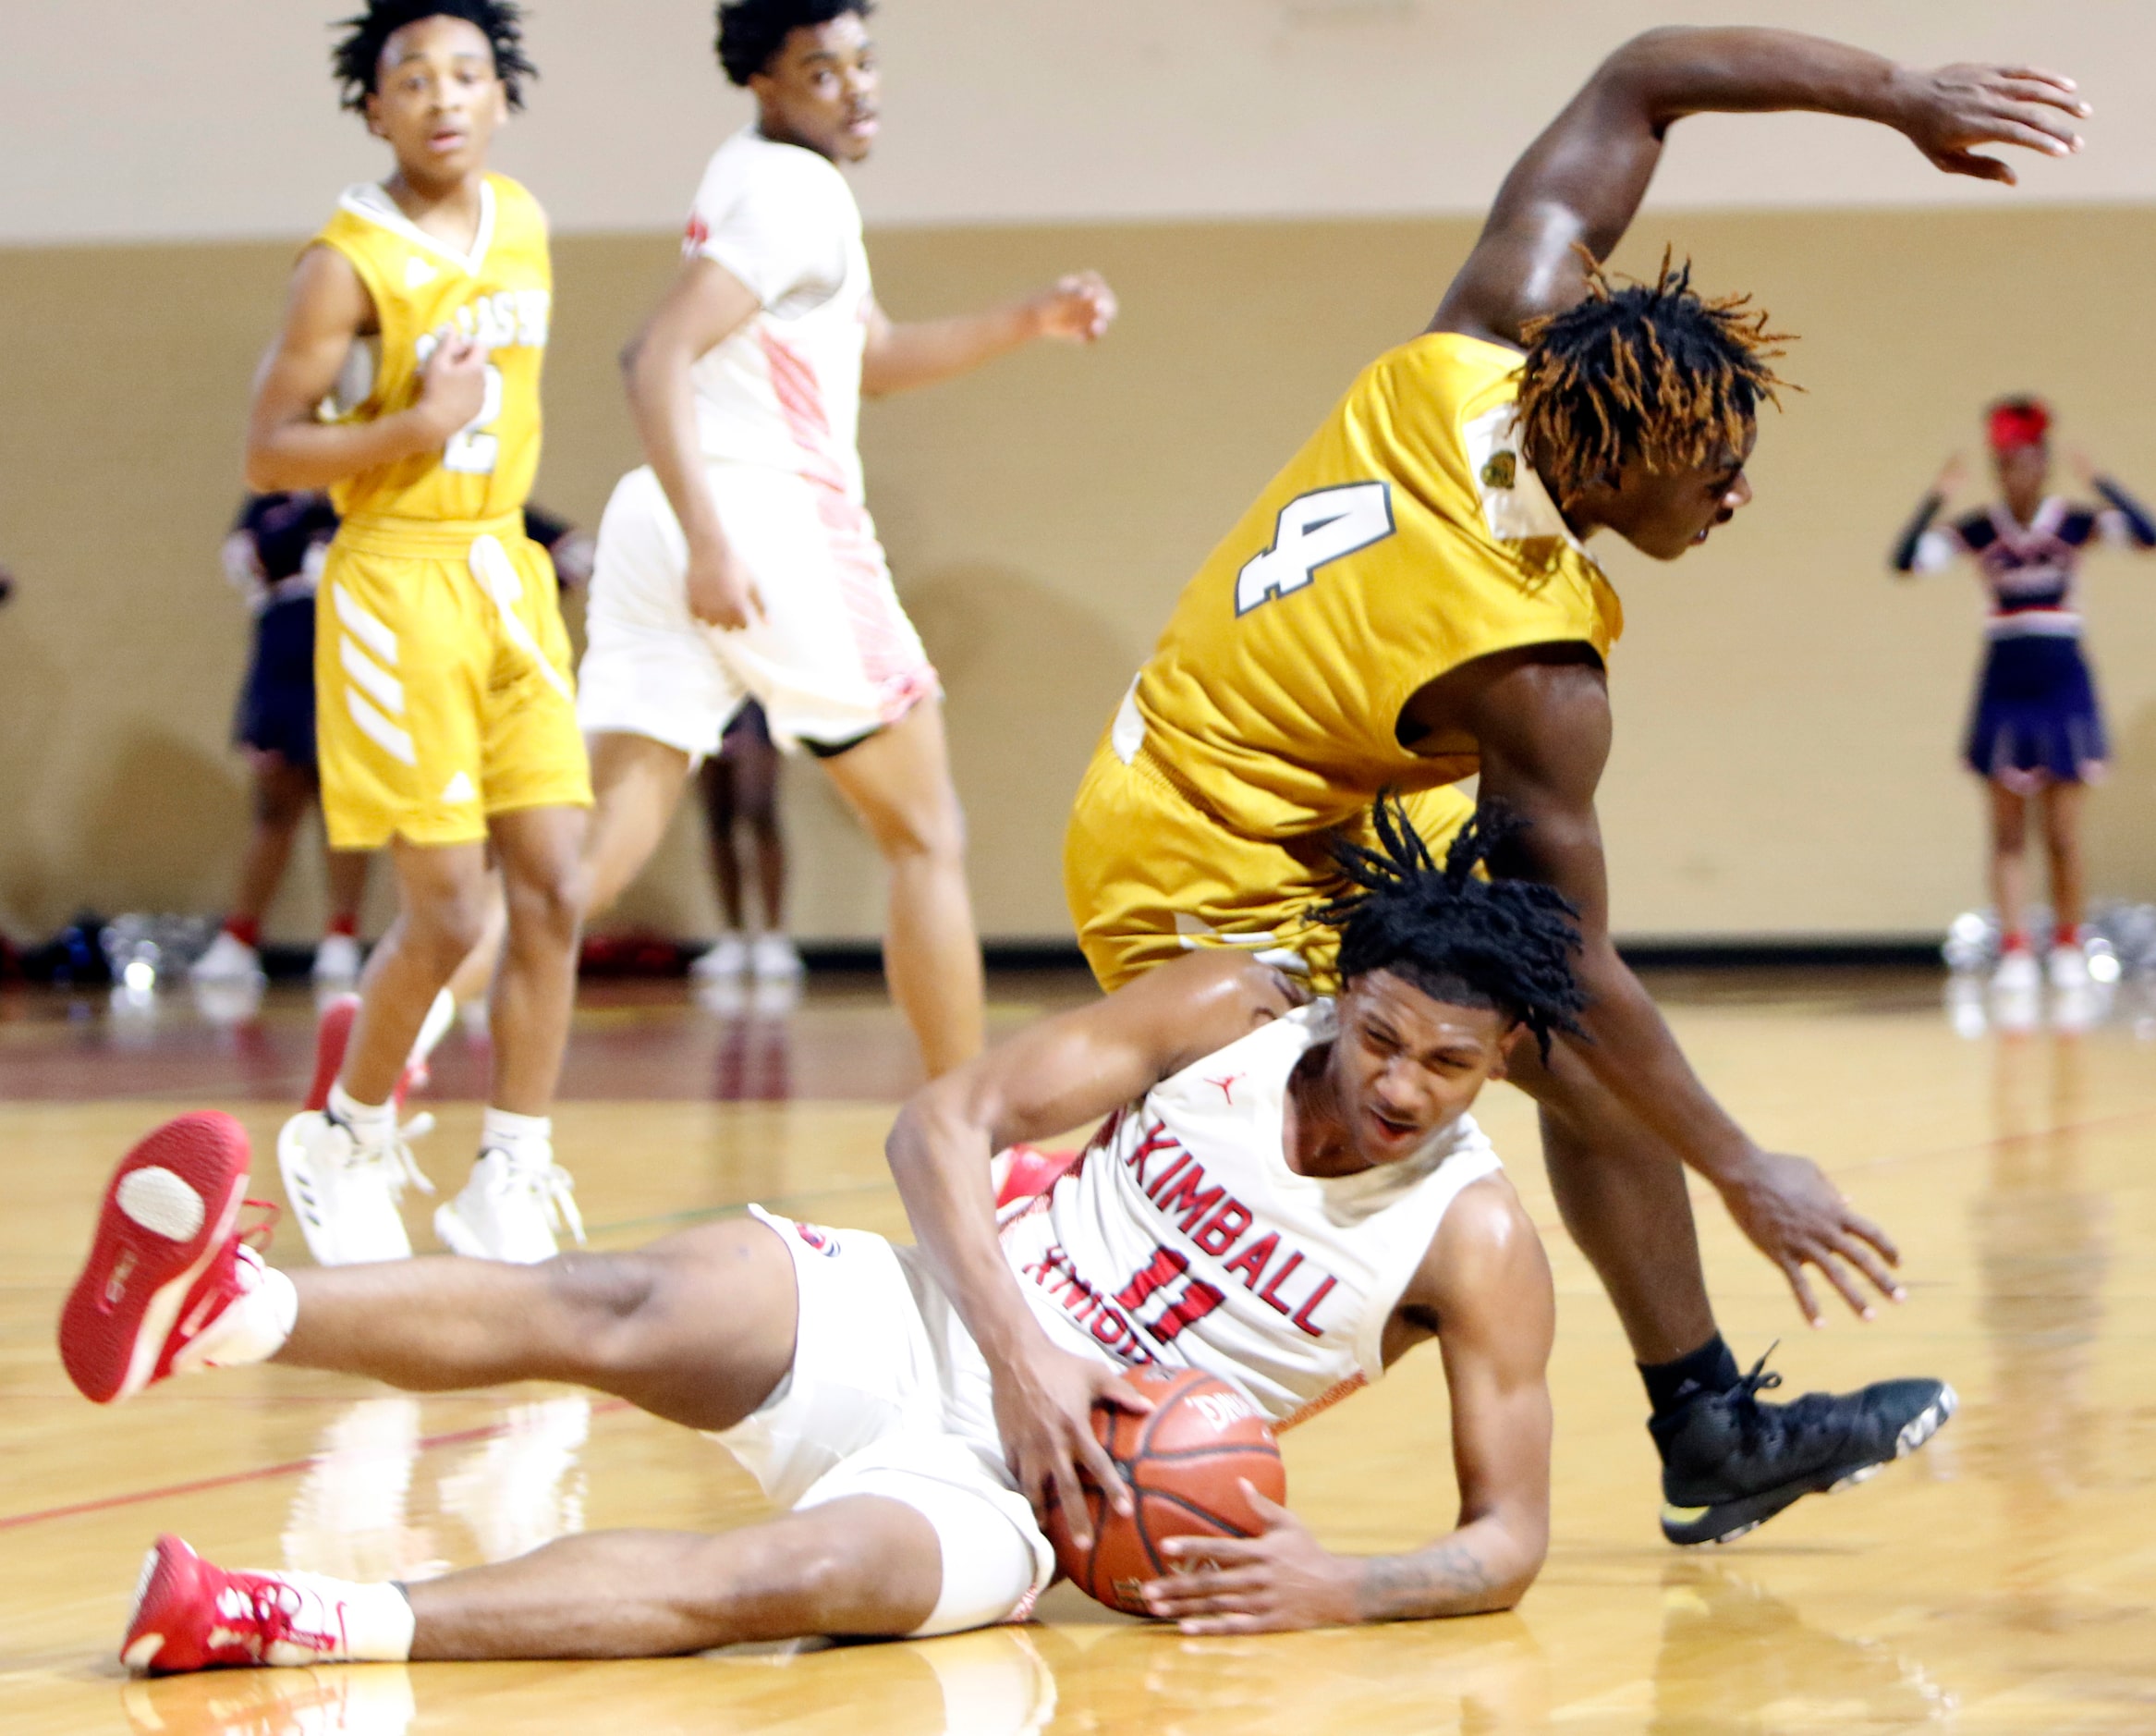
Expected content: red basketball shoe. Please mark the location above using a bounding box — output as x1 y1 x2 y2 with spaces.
305 991 445 1113
59 1114 251 1404
303 994 360 1113
121 1536 350 1675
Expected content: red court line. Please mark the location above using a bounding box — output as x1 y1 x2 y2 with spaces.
0 1399 631 1534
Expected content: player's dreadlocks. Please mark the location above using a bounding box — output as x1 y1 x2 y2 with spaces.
1515 251 1791 502
716 0 873 88
332 1 536 113
1318 796 1589 1061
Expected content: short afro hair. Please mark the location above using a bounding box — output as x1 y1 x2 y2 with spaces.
716 0 872 88
1516 250 1792 502
1318 796 1589 1062
332 1 535 114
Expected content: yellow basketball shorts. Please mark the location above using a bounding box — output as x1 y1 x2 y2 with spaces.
1063 737 1475 993
314 518 592 850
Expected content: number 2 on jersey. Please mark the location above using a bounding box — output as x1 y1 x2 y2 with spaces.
1235 481 1395 616
441 363 505 475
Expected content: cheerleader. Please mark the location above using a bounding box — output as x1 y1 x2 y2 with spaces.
1893 397 2156 991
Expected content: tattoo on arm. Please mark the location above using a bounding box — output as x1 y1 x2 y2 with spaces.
1355 1539 1495 1621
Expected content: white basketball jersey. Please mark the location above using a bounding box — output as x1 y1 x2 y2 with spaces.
997 1003 1504 1429
681 128 873 501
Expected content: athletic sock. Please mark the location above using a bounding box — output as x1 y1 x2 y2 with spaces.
323 913 359 939
481 1106 553 1166
187 1255 299 1370
411 988 457 1070
257 1574 416 1664
1639 1334 1740 1420
224 916 262 949
326 1081 396 1146
2000 929 2031 955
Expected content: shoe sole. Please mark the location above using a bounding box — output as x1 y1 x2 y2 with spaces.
1661 1384 1959 1547
59 1117 250 1404
121 1534 209 1674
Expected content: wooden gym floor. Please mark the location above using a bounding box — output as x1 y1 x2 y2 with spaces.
6 964 2156 1733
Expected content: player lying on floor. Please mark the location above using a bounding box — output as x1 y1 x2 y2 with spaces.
72 801 1586 1669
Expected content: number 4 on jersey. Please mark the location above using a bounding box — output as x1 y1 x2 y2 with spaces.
1234 481 1395 616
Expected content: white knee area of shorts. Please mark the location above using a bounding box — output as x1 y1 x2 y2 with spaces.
905 1484 1040 1640
801 1474 1039 1639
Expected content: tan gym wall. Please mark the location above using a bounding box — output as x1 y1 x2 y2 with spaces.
4 205 2155 947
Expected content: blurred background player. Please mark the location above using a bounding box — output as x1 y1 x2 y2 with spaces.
573 0 1116 1078
1892 397 2156 993
688 700 802 984
243 0 591 1266
193 491 372 988
1064 29 2079 1544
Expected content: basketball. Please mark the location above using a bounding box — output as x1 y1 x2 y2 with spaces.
1043 1367 1287 1617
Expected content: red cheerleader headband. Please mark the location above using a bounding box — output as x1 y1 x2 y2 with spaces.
1988 399 2051 453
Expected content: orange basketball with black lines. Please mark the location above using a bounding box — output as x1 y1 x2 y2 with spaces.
1043 1366 1286 1616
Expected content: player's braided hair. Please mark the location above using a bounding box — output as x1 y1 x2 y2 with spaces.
1318 795 1589 1061
1515 251 1791 502
716 0 873 87
332 1 535 113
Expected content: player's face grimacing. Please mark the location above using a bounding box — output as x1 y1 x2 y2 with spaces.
1323 970 1520 1168
750 14 880 165
1586 426 1757 562
364 16 507 188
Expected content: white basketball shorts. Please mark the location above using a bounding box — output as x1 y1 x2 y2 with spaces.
713 1207 1060 1637
577 463 940 759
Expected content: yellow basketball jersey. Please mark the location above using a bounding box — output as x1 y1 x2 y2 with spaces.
1128 332 1624 840
311 173 551 524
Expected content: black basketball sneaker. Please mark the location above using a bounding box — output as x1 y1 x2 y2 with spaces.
1651 1350 1956 1547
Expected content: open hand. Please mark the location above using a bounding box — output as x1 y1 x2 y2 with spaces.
1933 451 1969 497
1892 64 2088 184
1031 272 1118 343
2065 446 2101 489
1718 1148 1905 1326
992 1342 1152 1550
1142 1486 1356 1633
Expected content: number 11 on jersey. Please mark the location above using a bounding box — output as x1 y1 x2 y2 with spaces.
1235 481 1395 616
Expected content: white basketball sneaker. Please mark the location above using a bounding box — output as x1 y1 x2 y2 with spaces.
2047 943 2091 992
190 930 264 984
434 1145 583 1265
276 1110 433 1266
311 932 363 985
1992 948 2040 995
689 933 749 982
750 932 805 982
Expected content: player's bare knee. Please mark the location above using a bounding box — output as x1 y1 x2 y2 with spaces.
866 789 965 868
542 1252 665 1368
506 860 581 947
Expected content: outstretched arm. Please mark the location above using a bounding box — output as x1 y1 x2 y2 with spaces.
887 952 1299 1540
1142 1180 1553 1632
1434 29 2086 348
860 273 1115 397
2065 449 2156 548
1406 646 1904 1323
1892 452 1970 575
